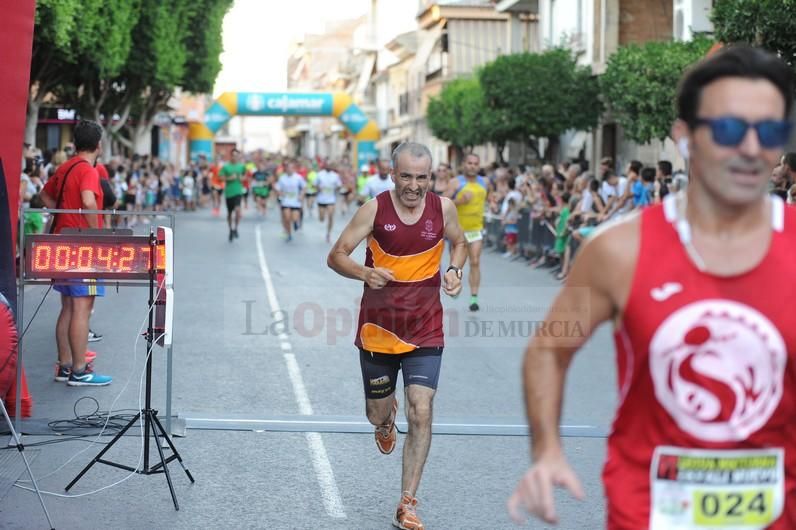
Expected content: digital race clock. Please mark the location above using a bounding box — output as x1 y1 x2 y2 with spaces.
24 234 167 280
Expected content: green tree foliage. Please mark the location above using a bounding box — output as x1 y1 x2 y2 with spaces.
479 48 602 159
427 77 516 161
182 0 232 94
711 0 796 74
427 78 483 150
29 0 232 153
600 37 713 144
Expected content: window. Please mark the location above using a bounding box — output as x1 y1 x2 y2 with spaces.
399 92 409 116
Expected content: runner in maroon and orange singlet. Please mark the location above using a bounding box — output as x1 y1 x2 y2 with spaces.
509 46 796 529
328 141 467 530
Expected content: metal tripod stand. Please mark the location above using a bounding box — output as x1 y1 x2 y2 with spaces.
64 231 193 509
1 398 55 529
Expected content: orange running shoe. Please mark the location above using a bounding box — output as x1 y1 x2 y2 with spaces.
375 396 398 455
393 492 425 530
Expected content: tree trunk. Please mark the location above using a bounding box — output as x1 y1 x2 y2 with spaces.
526 138 541 160
454 145 465 168
543 136 560 162
496 142 506 164
25 98 40 147
133 119 152 155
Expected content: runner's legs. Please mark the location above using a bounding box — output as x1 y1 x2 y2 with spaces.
467 239 483 297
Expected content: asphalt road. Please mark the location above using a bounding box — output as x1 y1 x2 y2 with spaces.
1 201 618 529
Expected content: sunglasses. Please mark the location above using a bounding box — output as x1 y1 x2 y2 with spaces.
693 116 793 148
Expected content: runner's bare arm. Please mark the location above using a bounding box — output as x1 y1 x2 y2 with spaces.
442 197 467 269
327 199 391 284
524 233 618 460
509 216 640 524
441 197 467 296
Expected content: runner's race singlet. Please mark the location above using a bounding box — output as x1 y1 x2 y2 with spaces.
605 195 796 530
455 175 487 232
356 192 445 354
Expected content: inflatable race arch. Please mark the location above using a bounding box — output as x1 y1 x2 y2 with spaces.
189 91 380 166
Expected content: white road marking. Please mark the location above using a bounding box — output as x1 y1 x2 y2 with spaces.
255 224 346 519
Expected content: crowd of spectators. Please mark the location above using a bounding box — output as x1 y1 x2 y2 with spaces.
21 144 796 285
431 156 689 282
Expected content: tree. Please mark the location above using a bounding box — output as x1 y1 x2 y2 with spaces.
103 0 232 154
711 0 796 75
29 0 231 155
29 0 141 148
28 0 78 144
600 37 713 144
479 48 602 160
427 77 516 162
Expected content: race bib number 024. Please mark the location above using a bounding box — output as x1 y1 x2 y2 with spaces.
650 447 784 530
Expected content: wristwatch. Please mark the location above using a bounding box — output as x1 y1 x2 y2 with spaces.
446 266 463 279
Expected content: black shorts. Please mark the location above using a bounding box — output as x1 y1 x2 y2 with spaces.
359 347 443 399
281 206 302 211
226 195 242 211
306 191 317 197
318 202 335 209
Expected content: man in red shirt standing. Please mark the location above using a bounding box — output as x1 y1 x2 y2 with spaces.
40 120 112 386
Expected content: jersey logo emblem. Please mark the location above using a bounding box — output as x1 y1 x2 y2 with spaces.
649 299 786 442
651 282 683 301
384 224 396 232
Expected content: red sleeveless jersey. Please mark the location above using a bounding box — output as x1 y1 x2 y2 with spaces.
355 191 445 354
605 195 796 529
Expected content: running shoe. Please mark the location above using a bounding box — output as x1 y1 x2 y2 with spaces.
393 492 425 530
233 229 239 239
67 365 112 387
469 302 479 312
55 350 97 381
229 229 234 242
375 397 398 455
54 364 71 382
87 329 103 342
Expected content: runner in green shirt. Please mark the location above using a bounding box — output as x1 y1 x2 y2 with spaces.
219 148 246 242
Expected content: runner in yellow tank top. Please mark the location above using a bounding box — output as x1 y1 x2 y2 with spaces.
454 153 488 311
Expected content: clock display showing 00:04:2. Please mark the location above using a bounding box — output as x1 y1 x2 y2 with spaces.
31 243 152 273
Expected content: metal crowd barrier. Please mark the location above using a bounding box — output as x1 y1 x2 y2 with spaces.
481 209 557 255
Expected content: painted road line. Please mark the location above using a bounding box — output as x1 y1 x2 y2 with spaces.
255 224 346 519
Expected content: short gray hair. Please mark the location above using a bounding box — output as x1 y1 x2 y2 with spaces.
391 141 432 170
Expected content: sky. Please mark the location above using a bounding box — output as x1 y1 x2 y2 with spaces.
213 0 418 150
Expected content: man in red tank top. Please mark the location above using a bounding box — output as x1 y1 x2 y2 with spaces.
39 120 112 387
328 142 467 529
509 46 796 529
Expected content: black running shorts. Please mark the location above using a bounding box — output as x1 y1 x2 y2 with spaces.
226 195 242 211
359 347 443 399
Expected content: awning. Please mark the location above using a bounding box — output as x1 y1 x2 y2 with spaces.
354 54 377 98
376 128 407 148
412 24 443 73
566 130 588 158
494 0 539 13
